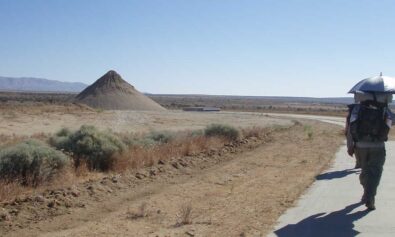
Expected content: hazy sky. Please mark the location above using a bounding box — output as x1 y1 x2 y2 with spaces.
1 0 394 97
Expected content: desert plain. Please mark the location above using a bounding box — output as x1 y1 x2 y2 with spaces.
0 90 349 237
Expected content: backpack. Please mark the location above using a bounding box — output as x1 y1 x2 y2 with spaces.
349 101 390 142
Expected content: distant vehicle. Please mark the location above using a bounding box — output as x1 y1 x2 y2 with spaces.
183 107 221 112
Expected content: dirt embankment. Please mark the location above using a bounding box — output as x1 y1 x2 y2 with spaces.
0 121 343 237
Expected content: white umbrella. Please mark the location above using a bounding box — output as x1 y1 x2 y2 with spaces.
348 73 395 94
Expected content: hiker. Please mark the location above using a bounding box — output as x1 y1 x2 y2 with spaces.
346 92 392 210
347 74 394 210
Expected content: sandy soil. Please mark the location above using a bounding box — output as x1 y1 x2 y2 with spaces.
1 121 343 237
0 104 291 136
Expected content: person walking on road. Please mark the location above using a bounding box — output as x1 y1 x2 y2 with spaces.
347 74 394 210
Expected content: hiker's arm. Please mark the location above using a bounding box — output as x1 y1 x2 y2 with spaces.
345 120 349 137
346 126 354 157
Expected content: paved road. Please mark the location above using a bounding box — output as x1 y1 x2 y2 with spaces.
268 115 395 237
267 113 346 126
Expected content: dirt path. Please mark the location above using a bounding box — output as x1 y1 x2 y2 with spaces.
3 121 342 237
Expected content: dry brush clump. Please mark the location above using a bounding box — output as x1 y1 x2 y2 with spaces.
304 125 314 139
114 130 227 172
175 203 193 226
0 180 25 203
51 123 241 173
204 124 239 141
117 130 176 148
241 126 271 139
50 125 126 171
146 131 175 144
0 139 69 186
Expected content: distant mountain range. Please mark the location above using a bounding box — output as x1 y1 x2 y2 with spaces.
0 76 87 92
0 76 355 105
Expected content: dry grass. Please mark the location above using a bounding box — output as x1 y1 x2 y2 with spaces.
30 132 50 141
0 134 24 147
0 133 50 147
113 135 226 172
176 203 193 226
1 126 262 202
0 180 25 203
241 126 271 139
0 164 102 203
74 160 90 177
0 100 93 116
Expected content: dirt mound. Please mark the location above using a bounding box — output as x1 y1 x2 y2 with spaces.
75 70 165 111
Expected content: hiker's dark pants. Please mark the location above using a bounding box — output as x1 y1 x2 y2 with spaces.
355 147 386 201
355 152 361 168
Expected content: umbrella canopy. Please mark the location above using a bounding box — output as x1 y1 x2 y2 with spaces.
349 74 395 94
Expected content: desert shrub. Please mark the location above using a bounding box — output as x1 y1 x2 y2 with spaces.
176 203 193 226
50 125 126 171
0 140 69 186
190 129 204 137
204 124 239 141
49 128 72 150
119 134 157 148
119 131 175 148
137 137 159 147
120 136 138 147
56 127 72 137
304 125 313 139
146 131 174 144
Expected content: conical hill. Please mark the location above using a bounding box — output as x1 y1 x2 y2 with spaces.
75 70 165 111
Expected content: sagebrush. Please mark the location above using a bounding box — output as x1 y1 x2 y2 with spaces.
146 131 174 144
204 124 239 141
118 131 175 148
0 139 69 186
50 125 126 171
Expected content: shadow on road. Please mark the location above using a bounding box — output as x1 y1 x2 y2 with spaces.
273 202 370 237
316 169 360 181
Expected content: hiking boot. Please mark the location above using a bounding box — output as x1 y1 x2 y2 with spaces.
366 198 376 211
